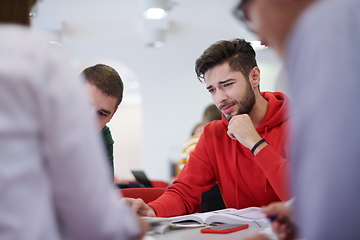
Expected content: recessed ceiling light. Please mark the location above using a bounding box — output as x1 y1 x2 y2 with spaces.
143 8 167 19
141 0 169 19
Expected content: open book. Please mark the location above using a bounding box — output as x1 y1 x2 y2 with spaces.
143 207 267 234
143 216 206 234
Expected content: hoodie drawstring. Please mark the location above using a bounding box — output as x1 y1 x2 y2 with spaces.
264 125 268 193
235 145 239 209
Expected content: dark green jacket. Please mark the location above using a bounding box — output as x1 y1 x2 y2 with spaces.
101 125 114 177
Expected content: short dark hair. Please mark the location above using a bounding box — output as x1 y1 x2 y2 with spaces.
195 38 257 82
82 64 124 107
0 0 37 26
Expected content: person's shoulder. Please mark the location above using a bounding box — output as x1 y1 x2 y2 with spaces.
312 0 355 12
0 25 68 68
101 125 111 135
0 25 52 51
101 125 114 144
0 26 56 84
301 0 352 26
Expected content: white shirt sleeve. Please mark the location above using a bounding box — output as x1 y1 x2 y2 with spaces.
40 34 141 240
286 0 360 239
0 26 140 240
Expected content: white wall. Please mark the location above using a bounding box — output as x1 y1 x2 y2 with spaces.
110 104 142 180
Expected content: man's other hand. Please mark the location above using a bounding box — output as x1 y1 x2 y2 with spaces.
262 201 297 240
122 198 156 217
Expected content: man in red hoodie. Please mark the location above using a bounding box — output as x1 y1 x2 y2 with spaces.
125 38 291 217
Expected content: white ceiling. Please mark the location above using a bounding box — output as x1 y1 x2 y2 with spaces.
30 0 284 180
31 0 260 89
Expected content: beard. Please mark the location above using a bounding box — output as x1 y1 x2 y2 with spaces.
223 82 256 121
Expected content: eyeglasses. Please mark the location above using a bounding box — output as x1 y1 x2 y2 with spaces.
232 0 255 33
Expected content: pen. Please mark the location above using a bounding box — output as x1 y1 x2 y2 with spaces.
268 197 295 222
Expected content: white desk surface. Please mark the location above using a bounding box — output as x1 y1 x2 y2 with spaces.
144 226 263 240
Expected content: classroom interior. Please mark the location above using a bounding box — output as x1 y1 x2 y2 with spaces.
31 0 288 184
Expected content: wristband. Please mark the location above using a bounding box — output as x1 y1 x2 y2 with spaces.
251 138 267 154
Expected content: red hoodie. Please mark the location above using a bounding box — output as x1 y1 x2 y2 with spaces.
149 92 291 217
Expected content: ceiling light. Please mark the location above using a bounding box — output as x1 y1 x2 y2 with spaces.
141 0 169 19
143 8 167 19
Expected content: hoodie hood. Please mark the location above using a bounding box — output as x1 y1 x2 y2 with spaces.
221 91 290 134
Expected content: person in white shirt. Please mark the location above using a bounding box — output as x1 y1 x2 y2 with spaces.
0 0 147 239
234 0 360 239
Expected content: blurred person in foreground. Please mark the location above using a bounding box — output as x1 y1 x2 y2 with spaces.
124 38 291 218
0 0 146 239
234 0 360 239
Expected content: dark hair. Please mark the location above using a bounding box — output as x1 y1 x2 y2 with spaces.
82 64 124 107
202 104 222 123
0 0 37 26
195 38 257 82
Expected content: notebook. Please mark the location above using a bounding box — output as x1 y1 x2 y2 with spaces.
131 170 153 188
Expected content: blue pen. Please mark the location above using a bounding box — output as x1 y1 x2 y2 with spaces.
268 215 277 222
268 197 295 222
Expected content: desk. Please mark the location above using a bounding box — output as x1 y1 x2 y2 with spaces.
144 226 262 240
